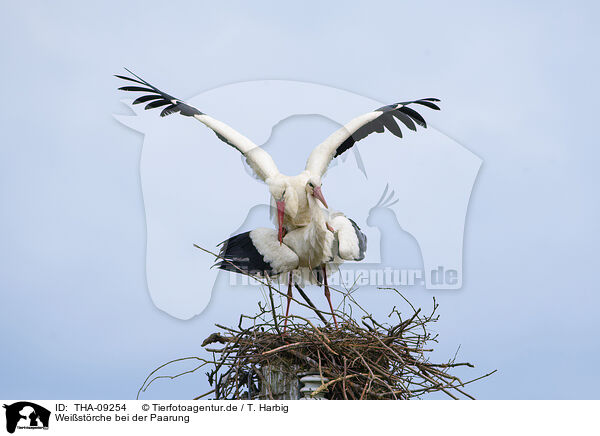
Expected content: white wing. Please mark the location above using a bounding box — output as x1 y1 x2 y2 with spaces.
116 69 280 182
305 99 440 177
329 213 367 261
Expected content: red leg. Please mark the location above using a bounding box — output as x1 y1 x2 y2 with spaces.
322 265 338 329
283 272 293 333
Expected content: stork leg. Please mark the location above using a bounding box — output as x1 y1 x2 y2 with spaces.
322 265 338 329
283 271 293 334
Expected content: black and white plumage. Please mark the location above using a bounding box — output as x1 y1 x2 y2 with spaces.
115 69 203 118
329 213 367 262
216 229 299 277
118 68 438 182
117 69 436 328
116 68 280 182
304 99 440 178
117 69 439 234
217 213 366 278
216 201 367 329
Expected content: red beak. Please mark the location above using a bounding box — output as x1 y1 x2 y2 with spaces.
312 186 328 209
276 200 285 244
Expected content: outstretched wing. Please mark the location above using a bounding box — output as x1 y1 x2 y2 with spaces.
305 99 440 177
116 68 281 182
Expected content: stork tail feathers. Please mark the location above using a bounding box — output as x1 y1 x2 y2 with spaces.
215 228 300 277
215 231 273 276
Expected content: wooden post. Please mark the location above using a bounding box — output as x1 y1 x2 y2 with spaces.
256 366 330 400
257 364 300 400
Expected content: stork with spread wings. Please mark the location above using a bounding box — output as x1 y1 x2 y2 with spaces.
117 69 439 325
117 69 439 241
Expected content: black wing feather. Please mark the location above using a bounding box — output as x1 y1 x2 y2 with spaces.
114 74 146 85
145 99 171 110
348 218 367 261
412 100 441 110
333 99 440 158
391 110 417 131
397 106 427 127
160 104 178 117
380 113 403 138
132 94 163 105
118 86 156 93
116 68 203 118
335 137 356 157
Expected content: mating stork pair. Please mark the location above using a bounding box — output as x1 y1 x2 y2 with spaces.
117 69 439 329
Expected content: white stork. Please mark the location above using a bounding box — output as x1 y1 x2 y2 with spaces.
116 69 439 327
116 69 439 241
215 200 367 330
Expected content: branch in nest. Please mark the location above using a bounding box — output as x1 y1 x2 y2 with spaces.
190 288 495 400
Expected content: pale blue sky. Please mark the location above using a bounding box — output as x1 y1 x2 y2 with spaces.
1 1 599 399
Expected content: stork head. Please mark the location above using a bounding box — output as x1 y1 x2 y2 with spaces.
306 176 328 209
268 178 298 244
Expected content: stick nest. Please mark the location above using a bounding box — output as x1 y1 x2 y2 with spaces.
195 287 494 400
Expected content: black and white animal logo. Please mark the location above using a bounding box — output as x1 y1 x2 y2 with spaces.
3 402 50 434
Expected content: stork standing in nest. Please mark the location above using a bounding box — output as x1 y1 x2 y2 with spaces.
116 69 439 328
216 194 367 330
